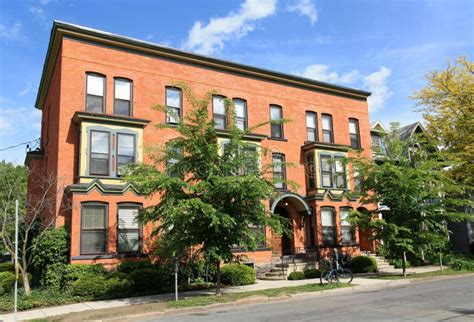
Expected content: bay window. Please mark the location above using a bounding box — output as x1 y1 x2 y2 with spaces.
320 154 347 189
81 203 107 255
90 130 110 176
117 133 135 174
306 152 316 190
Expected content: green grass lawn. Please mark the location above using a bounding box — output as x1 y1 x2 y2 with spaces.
369 269 473 280
167 283 351 309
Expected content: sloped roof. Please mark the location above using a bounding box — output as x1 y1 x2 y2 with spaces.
399 122 425 141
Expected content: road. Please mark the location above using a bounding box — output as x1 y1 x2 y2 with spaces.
149 275 474 321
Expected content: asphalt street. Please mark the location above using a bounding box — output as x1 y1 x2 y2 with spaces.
149 275 474 321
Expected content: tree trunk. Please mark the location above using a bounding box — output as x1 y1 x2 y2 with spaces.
402 251 407 277
215 261 221 295
439 252 444 272
21 270 31 295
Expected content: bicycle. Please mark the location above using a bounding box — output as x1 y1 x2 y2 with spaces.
320 254 353 285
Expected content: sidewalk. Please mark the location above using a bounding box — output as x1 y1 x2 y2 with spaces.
0 276 413 322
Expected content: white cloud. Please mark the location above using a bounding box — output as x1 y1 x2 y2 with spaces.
301 64 360 84
286 0 318 25
363 66 392 113
19 82 37 96
29 6 47 21
0 22 22 42
183 0 277 55
0 107 42 136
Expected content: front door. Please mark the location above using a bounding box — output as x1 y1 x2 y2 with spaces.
274 206 293 255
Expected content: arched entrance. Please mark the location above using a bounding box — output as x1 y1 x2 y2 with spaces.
270 193 313 255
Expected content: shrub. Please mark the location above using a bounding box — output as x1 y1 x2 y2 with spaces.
129 268 164 292
103 277 133 299
71 276 108 298
44 263 106 290
303 269 321 279
31 227 69 285
220 264 256 286
0 272 15 295
287 271 305 280
106 271 129 280
450 257 474 271
0 263 14 272
117 260 154 274
349 256 378 273
389 258 411 269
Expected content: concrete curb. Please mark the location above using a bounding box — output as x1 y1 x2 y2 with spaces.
2 273 472 322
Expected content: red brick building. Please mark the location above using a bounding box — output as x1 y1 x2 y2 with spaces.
26 21 376 269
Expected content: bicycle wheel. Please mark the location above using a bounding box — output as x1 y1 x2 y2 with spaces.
336 269 353 284
320 270 332 285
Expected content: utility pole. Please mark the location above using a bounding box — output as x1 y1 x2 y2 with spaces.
14 200 19 322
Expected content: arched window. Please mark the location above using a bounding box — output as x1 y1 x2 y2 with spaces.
213 95 227 129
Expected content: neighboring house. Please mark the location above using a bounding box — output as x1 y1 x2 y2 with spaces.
370 121 474 254
26 21 376 268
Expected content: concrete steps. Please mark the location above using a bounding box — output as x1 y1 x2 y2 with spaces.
365 253 402 273
260 260 318 280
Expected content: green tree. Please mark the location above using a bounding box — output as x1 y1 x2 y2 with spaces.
351 124 468 276
125 82 286 292
412 56 474 188
0 161 61 294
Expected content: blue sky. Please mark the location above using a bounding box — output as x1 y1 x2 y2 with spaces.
0 0 472 164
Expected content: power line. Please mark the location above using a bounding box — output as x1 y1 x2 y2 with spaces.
0 139 40 152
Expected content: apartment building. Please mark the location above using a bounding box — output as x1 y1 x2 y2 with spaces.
26 21 376 268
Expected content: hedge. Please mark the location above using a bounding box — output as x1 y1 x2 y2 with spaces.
128 268 166 292
287 271 305 280
349 256 378 273
221 264 256 286
0 272 15 295
44 263 106 289
303 269 321 279
71 275 132 299
117 260 154 274
0 263 14 272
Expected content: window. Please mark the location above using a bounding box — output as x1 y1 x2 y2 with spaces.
320 155 333 188
166 87 182 124
166 145 182 177
306 112 318 141
340 208 355 244
81 203 107 255
117 204 141 253
117 133 135 175
233 99 247 130
272 153 286 190
349 118 360 149
334 157 347 189
320 154 347 189
213 96 227 129
306 152 316 190
90 131 110 176
86 74 105 113
321 208 335 245
250 224 266 249
270 105 283 139
353 170 362 192
241 145 258 175
322 114 334 143
114 78 132 116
